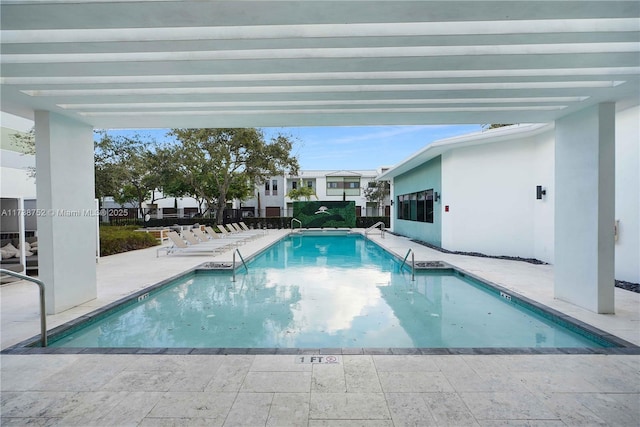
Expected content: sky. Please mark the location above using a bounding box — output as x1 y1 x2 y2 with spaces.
105 124 484 171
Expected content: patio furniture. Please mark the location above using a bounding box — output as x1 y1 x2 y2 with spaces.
156 231 230 257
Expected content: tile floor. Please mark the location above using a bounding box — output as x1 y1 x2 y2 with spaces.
2 229 639 426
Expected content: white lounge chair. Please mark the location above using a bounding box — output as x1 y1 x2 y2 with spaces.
217 224 252 243
157 231 229 257
192 227 215 242
239 222 267 236
230 223 263 239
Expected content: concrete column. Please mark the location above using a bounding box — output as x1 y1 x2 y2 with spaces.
35 111 96 314
555 103 615 314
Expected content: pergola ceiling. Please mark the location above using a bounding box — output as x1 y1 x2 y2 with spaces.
1 1 639 129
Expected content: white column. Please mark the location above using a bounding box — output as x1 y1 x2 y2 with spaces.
35 111 96 314
555 103 615 314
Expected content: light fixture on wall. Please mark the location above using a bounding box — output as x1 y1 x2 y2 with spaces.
536 185 547 200
434 192 441 202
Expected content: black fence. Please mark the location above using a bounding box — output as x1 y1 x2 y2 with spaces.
103 213 390 230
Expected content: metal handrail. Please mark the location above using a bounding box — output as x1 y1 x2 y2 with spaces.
399 249 415 281
411 251 415 281
365 221 386 237
0 269 47 347
400 248 412 269
291 218 302 230
232 249 248 282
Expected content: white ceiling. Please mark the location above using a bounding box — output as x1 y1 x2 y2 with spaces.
1 1 638 129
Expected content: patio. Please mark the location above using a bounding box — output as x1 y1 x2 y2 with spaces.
2 230 638 425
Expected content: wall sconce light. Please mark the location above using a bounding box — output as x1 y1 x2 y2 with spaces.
390 200 394 206
435 192 441 202
536 185 546 200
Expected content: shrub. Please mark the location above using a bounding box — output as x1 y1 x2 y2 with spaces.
99 226 159 256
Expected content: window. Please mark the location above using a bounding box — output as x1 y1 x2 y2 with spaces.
397 189 435 223
417 191 426 222
272 179 278 196
291 181 298 189
410 193 417 221
264 180 270 196
306 180 313 188
425 190 434 223
327 176 361 196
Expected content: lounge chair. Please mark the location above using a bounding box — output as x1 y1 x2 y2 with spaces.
239 222 267 236
182 230 236 249
230 223 264 239
217 224 252 243
225 223 260 241
192 227 215 242
157 231 230 257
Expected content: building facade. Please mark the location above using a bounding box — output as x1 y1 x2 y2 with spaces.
240 169 391 218
380 105 640 284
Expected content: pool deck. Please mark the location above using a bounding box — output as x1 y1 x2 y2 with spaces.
2 229 639 425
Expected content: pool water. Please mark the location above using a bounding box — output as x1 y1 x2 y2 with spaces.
50 234 607 348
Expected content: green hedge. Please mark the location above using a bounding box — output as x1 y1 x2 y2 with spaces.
99 225 159 256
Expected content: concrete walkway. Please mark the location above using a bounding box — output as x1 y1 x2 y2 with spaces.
2 229 639 426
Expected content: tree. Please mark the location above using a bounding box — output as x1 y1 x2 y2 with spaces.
286 179 317 201
11 127 36 178
363 180 390 216
482 124 513 130
168 128 299 223
94 131 164 216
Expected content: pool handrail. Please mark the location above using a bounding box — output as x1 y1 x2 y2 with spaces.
365 221 386 238
291 218 302 230
0 269 47 347
399 249 415 281
232 249 249 282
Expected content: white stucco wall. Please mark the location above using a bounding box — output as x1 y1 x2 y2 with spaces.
615 105 640 283
441 127 555 263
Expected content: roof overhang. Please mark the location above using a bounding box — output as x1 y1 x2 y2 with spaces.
1 1 639 129
377 123 555 180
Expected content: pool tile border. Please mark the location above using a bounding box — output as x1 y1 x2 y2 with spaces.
3 346 640 355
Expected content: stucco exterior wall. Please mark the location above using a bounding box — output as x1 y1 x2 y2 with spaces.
615 105 640 283
393 156 442 246
441 130 555 262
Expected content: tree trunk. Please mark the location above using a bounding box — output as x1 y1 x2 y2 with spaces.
216 196 226 225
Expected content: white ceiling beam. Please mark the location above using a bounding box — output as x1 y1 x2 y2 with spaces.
57 97 589 110
2 19 638 43
3 43 638 64
21 81 624 97
3 68 638 85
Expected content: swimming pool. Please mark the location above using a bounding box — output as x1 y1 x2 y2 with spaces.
38 232 632 351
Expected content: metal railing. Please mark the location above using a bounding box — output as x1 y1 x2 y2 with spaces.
232 249 248 282
0 269 47 347
399 249 415 281
365 221 386 238
291 218 302 230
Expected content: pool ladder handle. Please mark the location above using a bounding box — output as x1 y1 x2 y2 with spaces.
399 249 415 281
291 218 302 231
365 221 386 238
232 249 249 282
0 269 47 347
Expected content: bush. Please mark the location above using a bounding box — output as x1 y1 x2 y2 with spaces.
99 225 159 256
356 216 390 228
